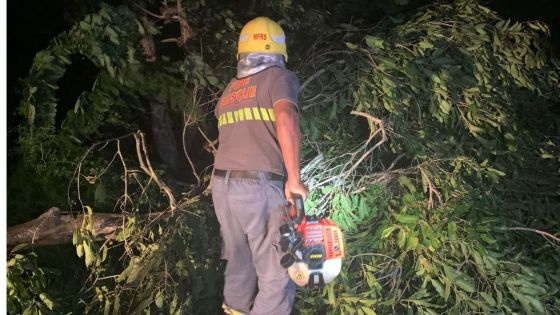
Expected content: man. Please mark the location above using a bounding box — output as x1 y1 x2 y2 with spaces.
211 17 308 315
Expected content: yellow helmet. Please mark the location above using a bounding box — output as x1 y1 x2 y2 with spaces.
237 17 288 61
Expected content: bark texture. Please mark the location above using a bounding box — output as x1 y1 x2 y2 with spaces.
7 207 140 247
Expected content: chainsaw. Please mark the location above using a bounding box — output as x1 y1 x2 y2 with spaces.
279 194 345 289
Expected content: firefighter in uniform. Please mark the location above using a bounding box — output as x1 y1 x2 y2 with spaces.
211 17 308 315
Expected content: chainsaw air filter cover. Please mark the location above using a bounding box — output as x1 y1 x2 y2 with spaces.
288 257 343 287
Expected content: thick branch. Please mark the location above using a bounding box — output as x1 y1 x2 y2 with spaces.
134 131 178 212
7 207 166 247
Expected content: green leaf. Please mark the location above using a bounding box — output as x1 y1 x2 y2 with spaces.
27 104 36 124
207 76 219 86
399 176 417 193
466 43 481 51
39 292 55 310
84 241 94 267
127 263 141 284
402 193 415 204
112 294 120 315
408 288 429 300
480 234 496 244
103 298 112 315
101 245 108 262
365 36 384 49
394 214 420 224
455 278 476 293
340 195 352 212
342 304 354 314
79 21 91 31
381 226 397 239
420 171 429 193
486 167 506 176
105 26 120 44
107 65 116 78
406 235 419 251
439 99 451 115
526 296 545 314
418 40 434 50
479 292 496 306
444 278 451 301
136 20 146 35
6 258 16 268
431 279 445 298
132 296 153 314
22 305 34 315
397 229 407 248
72 229 79 245
155 291 164 308
360 299 378 307
76 244 84 258
447 222 457 240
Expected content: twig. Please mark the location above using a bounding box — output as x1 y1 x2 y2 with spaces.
131 1 167 20
175 0 192 47
309 112 387 190
348 252 401 263
350 110 386 145
197 125 217 154
134 131 177 213
68 133 137 212
348 252 402 296
116 140 132 212
182 110 201 186
418 165 442 209
341 111 387 177
386 153 405 171
299 68 327 93
499 226 560 243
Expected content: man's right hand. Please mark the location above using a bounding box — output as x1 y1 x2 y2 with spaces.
285 178 309 204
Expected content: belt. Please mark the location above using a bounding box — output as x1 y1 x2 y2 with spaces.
214 169 285 181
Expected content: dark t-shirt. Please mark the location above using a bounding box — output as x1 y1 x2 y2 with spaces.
214 66 299 175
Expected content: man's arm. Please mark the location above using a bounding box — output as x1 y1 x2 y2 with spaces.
274 100 309 203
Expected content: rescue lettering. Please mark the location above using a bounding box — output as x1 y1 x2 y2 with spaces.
253 33 267 40
231 77 251 90
219 85 257 107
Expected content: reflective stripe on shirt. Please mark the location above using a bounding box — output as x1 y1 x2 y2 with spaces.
218 107 276 127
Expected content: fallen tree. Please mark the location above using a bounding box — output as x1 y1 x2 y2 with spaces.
293 1 560 314
8 207 122 247
6 208 171 247
7 1 560 314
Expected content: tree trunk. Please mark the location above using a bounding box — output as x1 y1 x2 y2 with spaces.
7 207 164 248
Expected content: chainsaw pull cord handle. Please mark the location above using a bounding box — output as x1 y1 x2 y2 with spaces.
291 193 305 223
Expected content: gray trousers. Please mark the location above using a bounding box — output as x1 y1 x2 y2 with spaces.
211 173 295 315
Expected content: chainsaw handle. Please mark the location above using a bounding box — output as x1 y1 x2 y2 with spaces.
291 193 305 220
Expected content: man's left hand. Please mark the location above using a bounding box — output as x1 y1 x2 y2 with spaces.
285 178 309 204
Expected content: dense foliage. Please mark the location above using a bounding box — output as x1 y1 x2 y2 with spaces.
296 2 560 314
7 0 560 314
